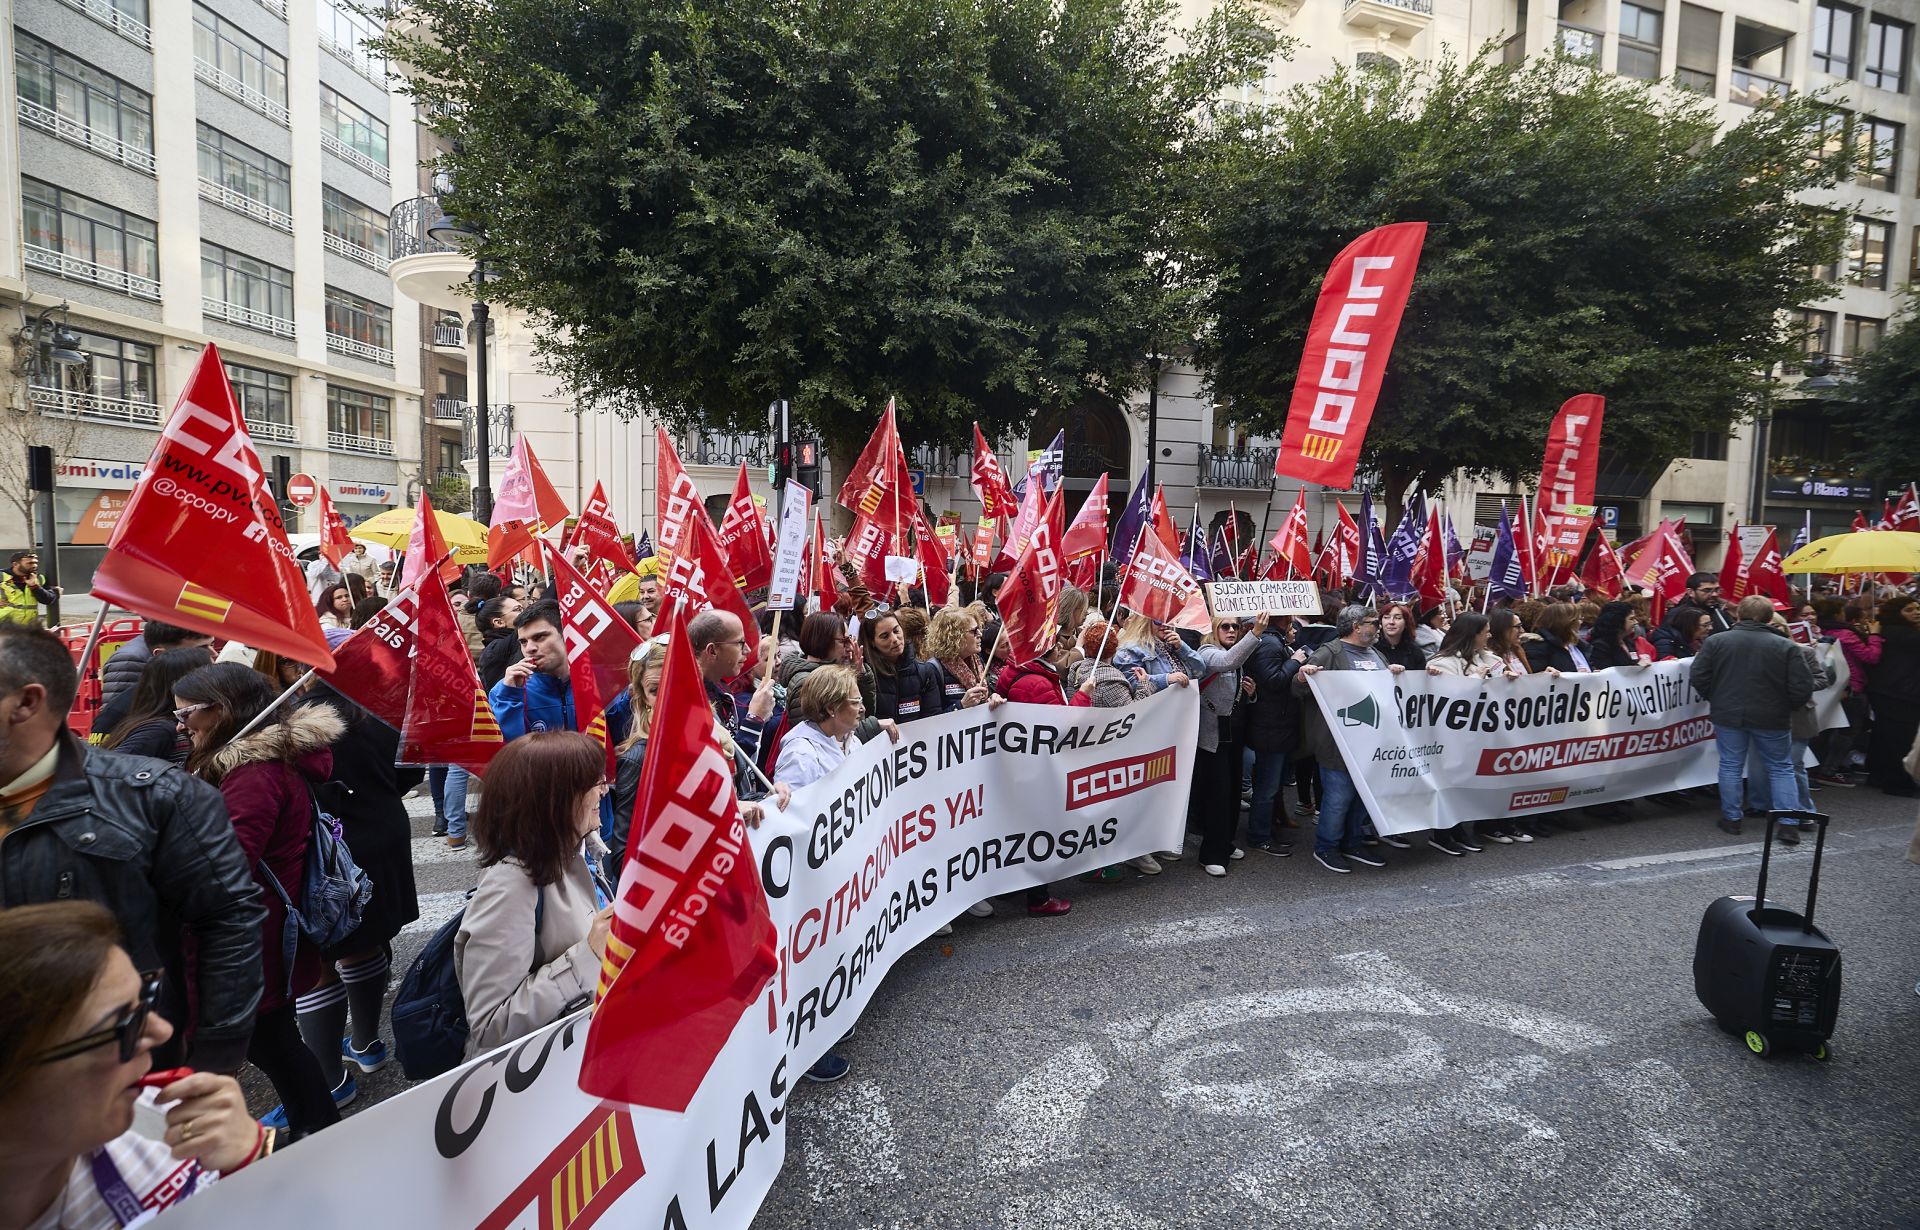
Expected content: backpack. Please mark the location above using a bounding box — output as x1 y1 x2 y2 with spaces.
258 790 373 986
391 888 543 1081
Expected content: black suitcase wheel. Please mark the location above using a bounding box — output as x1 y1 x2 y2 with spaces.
1813 1041 1831 1062
1744 1030 1771 1057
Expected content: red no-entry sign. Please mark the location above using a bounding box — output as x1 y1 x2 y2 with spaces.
287 473 318 506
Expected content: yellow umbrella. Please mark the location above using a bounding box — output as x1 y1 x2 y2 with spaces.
1780 530 1920 574
349 505 491 565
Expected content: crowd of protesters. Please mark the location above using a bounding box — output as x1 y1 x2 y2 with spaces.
2 532 1917 1226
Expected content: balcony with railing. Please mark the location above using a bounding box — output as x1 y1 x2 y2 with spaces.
432 396 467 421
322 232 387 271
326 332 394 365
328 430 394 456
254 0 287 15
204 296 294 337
193 59 289 125
908 442 972 478
1729 66 1790 106
684 430 773 467
198 176 292 231
17 99 156 174
462 404 514 460
320 34 385 85
432 319 466 348
29 384 161 427
1341 0 1432 38
55 0 150 46
244 416 297 444
1198 444 1279 489
388 196 474 312
26 244 161 300
320 133 389 183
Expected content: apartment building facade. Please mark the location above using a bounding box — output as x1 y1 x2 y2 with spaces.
0 0 436 589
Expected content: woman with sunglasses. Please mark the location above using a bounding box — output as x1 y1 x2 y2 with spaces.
0 902 270 1229
101 647 214 764
456 732 615 1058
173 662 343 1140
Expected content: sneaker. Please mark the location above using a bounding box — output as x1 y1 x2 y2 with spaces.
260 1072 356 1131
431 819 448 837
1156 847 1183 862
1716 818 1743 836
1345 848 1388 868
1362 834 1381 847
341 1037 390 1074
1378 832 1412 850
966 900 994 918
1128 854 1163 875
1455 833 1483 853
1775 822 1801 846
1080 866 1128 884
1299 805 1319 819
804 1053 852 1083
1229 847 1246 861
1027 897 1072 917
1255 840 1293 858
934 922 954 936
1313 850 1353 874
1203 863 1228 878
1426 835 1464 857
1515 823 1541 841
446 835 467 848
1484 830 1515 845
1240 788 1254 803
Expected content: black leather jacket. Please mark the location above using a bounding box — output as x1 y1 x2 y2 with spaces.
0 732 266 1072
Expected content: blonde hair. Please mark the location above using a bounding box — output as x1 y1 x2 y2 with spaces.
1057 587 1089 637
1117 613 1157 648
924 606 980 663
615 644 669 753
792 664 860 724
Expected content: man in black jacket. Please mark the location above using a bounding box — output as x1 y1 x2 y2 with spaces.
0 624 264 1071
1670 573 1733 636
1243 619 1310 856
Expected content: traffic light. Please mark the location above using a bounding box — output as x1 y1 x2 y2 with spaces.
795 440 820 498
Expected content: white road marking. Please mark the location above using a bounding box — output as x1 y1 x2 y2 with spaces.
1587 841 1765 871
410 837 480 866
978 1040 1109 1174
398 891 468 941
799 1081 901 1205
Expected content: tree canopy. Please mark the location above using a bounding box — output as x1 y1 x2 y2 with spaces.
1826 290 1920 484
380 0 1277 458
1192 51 1853 500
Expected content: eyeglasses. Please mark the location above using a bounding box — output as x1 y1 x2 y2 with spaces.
34 970 162 1066
172 702 215 723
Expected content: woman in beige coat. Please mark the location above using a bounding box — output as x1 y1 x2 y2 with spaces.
455 732 614 1057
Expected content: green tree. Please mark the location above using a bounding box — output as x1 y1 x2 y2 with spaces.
379 0 1277 473
1827 290 1920 483
1194 51 1853 501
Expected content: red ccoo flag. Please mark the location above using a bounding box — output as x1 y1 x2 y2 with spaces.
655 428 706 571
316 487 355 569
809 511 839 610
567 480 637 573
997 486 1067 664
317 581 420 728
717 464 774 591
969 422 1018 522
1578 527 1626 601
654 488 757 639
92 343 334 669
1062 472 1110 589
1275 222 1427 488
400 569 503 774
1743 525 1791 604
580 605 778 1111
1149 485 1181 557
1624 518 1695 623
1117 516 1211 632
1272 489 1315 579
487 436 569 570
1718 525 1748 601
550 550 644 774
399 491 462 590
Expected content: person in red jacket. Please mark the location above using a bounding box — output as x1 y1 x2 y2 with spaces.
991 630 1077 914
175 662 343 1142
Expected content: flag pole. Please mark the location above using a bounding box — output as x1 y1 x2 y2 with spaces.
1091 520 1148 672
230 668 318 743
73 602 113 683
1253 473 1279 584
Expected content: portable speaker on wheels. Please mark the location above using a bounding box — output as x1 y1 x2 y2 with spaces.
1693 809 1841 1059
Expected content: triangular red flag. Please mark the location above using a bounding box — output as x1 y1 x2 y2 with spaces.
655 428 704 570
399 491 462 590
837 398 904 513
568 480 637 573
487 436 569 570
810 511 839 609
1412 504 1450 608
91 343 334 669
580 605 779 1111
969 422 1018 522
718 464 774 592
998 486 1068 664
1149 485 1180 557
1118 515 1211 632
316 487 355 569
1272 489 1314 579
1719 525 1748 601
317 582 421 728
1623 519 1695 623
912 506 951 606
400 569 502 774
550 549 644 774
1744 526 1791 604
1578 528 1626 601
655 491 758 638
1061 472 1110 572
996 480 1046 573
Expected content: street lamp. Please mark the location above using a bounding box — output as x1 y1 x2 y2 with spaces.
428 198 495 523
19 302 88 382
1144 351 1163 485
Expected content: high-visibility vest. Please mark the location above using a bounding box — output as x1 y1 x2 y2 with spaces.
0 575 45 625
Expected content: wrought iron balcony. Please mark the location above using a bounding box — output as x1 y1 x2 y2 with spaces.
908 442 972 478
390 196 462 261
433 320 466 348
321 133 389 184
55 0 149 46
328 430 394 457
432 396 467 421
323 232 388 271
684 431 771 467
326 333 394 365
245 416 297 444
462 404 514 460
30 385 161 427
204 297 295 338
194 58 288 125
1198 444 1279 489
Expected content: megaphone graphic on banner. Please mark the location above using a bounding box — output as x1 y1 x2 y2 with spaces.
1337 695 1380 729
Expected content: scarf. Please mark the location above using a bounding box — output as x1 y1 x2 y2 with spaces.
940 655 981 691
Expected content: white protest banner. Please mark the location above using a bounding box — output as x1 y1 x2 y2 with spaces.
1465 524 1497 581
1205 578 1321 618
766 479 812 610
1306 660 1716 833
162 687 1200 1230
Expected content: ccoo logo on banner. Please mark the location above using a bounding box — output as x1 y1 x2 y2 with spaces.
160 688 1201 1230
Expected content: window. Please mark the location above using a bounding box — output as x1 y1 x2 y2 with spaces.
1863 15 1908 92
1618 3 1663 80
438 440 463 474
223 362 291 425
14 32 153 162
1676 3 1719 93
1846 216 1891 287
192 4 288 110
32 328 156 405
319 85 387 167
1857 116 1900 190
321 187 389 260
201 242 293 325
22 178 159 292
196 124 290 214
318 0 385 79
1843 316 1882 355
1813 0 1858 77
325 287 392 351
1688 432 1728 461
328 386 391 441
1808 209 1844 281
1730 20 1791 104
1793 308 1836 361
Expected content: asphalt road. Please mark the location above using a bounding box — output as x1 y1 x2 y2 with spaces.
259 782 1920 1229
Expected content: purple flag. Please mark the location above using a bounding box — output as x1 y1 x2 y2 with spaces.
1110 465 1154 566
1380 493 1425 599
1488 504 1526 601
1183 518 1213 582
